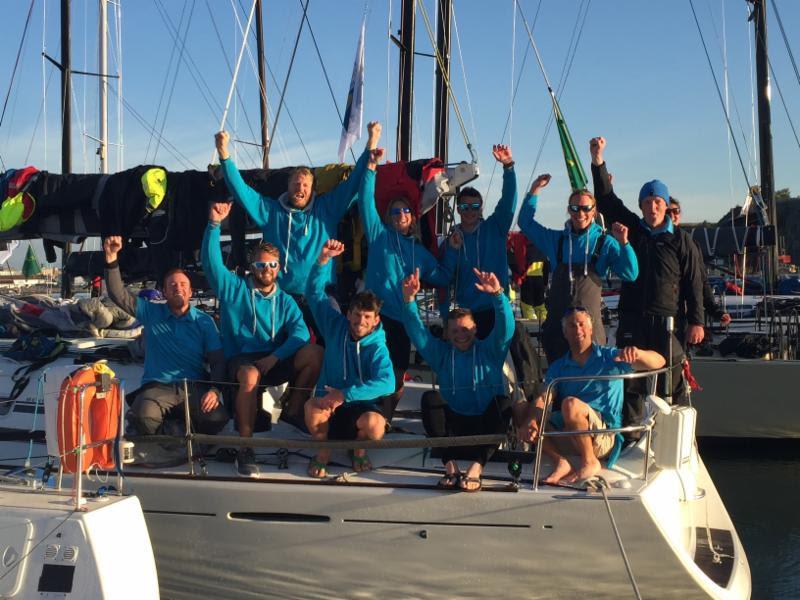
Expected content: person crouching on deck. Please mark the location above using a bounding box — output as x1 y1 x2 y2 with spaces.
514 307 665 484
400 267 514 492
304 240 395 478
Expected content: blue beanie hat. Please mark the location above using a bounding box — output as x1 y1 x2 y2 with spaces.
638 179 669 205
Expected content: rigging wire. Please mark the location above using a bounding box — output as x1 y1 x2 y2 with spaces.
688 0 752 191
747 2 758 182
768 57 800 155
722 0 735 208
451 3 479 161
769 0 800 90
0 0 35 132
416 0 476 162
385 0 392 148
509 0 517 146
41 0 48 169
267 0 309 156
25 70 55 164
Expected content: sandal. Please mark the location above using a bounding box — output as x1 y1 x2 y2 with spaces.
352 452 372 473
307 457 328 479
436 472 460 489
459 476 482 493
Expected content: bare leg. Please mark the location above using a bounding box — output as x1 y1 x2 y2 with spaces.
286 344 323 417
235 366 260 443
304 397 333 477
560 396 601 482
353 411 386 472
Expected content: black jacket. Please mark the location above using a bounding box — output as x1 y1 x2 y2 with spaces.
592 162 705 325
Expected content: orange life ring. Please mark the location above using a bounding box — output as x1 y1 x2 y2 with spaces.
57 365 122 474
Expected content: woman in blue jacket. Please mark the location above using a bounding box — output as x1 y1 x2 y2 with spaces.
517 174 638 362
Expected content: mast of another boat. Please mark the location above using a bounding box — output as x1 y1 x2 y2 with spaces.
99 0 108 175
396 0 415 162
60 0 73 299
434 0 451 235
751 0 778 292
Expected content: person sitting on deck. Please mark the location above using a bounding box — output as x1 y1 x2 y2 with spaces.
517 173 638 363
514 307 665 484
214 123 380 339
304 240 395 478
201 201 323 477
357 125 455 422
400 267 514 493
441 144 518 339
103 236 229 437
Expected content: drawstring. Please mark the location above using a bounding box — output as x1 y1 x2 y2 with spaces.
251 286 276 337
450 345 477 393
394 230 416 271
342 333 364 384
566 225 592 295
284 213 292 273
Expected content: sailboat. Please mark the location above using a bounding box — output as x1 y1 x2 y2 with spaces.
0 1 753 597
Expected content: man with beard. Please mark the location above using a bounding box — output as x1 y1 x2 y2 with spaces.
214 123 380 338
202 202 323 477
103 236 229 437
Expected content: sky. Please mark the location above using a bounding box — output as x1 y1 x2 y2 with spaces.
0 0 799 270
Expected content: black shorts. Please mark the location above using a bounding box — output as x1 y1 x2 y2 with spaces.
379 314 411 374
227 352 296 386
328 401 385 440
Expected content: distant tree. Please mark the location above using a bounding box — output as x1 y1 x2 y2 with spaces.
776 188 792 201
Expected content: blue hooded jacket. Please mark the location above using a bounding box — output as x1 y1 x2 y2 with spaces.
440 167 517 313
306 261 395 402
517 193 638 281
359 169 453 321
201 222 309 359
402 293 514 415
220 149 369 296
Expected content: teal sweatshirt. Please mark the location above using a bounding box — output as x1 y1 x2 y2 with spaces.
359 169 453 321
306 261 395 402
441 167 518 313
201 222 309 359
517 193 638 281
402 293 514 415
220 149 369 296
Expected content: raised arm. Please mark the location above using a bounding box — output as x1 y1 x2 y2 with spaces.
103 236 138 317
489 144 518 232
201 202 238 298
615 346 666 371
320 121 382 222
474 269 514 359
306 240 348 337
357 147 385 243
589 137 639 230
215 130 272 228
400 268 447 370
516 174 563 266
604 222 639 281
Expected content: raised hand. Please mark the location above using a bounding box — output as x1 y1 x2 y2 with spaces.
215 131 230 160
103 236 123 263
492 144 513 165
448 229 463 250
473 268 502 295
530 173 552 196
402 268 421 302
367 121 382 149
367 147 385 171
611 222 628 246
209 202 232 223
614 346 640 364
319 239 346 265
589 136 606 165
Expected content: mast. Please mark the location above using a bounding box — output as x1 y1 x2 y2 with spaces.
60 0 72 298
751 0 778 284
397 0 415 162
433 0 450 164
98 0 108 174
255 0 269 169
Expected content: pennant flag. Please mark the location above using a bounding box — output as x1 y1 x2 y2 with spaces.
551 95 588 192
21 243 42 278
338 18 366 163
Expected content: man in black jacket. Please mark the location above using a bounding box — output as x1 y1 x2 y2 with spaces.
589 137 705 416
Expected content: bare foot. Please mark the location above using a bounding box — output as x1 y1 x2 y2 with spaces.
543 458 574 484
352 449 372 472
459 462 483 492
565 458 602 483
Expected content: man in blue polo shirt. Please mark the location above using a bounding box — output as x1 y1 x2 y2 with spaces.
515 307 664 484
104 236 229 436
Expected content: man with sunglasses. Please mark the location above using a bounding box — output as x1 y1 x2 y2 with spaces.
214 122 381 338
517 173 638 362
442 144 517 338
590 137 705 419
202 202 322 477
668 197 732 341
514 307 665 484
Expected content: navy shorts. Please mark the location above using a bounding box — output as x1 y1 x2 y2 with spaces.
227 352 295 386
328 402 385 440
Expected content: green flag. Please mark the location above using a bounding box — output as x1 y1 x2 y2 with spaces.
552 95 588 192
21 243 42 278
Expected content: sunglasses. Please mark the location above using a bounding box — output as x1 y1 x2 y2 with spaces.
458 202 482 211
562 305 589 317
252 260 279 271
667 208 681 215
568 204 594 214
390 207 412 215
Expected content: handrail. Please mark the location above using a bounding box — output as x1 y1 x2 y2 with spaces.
532 367 671 491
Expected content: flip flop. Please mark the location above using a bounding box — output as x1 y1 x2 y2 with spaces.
307 457 328 479
459 475 482 493
352 453 372 473
436 473 460 489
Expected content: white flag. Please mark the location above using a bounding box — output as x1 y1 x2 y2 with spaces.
337 18 366 163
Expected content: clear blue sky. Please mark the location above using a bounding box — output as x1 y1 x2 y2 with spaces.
1 1 799 269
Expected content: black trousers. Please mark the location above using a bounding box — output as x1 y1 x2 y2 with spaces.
421 391 511 466
129 381 228 436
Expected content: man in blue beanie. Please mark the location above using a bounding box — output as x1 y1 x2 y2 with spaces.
589 137 705 428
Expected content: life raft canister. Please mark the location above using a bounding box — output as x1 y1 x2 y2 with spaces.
57 361 121 474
